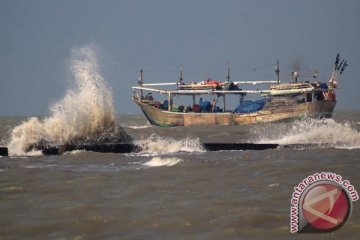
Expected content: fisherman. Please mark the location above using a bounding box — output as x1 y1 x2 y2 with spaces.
199 98 204 112
211 99 217 112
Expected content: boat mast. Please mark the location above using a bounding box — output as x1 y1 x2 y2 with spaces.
330 53 340 85
138 68 144 98
275 60 280 85
226 64 230 82
179 66 184 85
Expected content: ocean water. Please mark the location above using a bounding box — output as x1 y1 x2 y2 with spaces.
0 113 360 240
1 46 359 239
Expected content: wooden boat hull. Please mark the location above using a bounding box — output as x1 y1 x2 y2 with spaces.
134 99 336 127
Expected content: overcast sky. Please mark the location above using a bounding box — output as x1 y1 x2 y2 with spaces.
1 0 359 116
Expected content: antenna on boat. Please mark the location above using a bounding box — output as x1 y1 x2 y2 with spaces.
179 65 184 85
275 60 280 85
226 61 230 82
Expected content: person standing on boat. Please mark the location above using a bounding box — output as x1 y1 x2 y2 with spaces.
211 99 217 112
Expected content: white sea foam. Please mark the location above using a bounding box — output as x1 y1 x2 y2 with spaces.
25 150 43 157
134 134 204 156
22 164 57 169
7 45 128 156
256 118 360 149
127 125 151 129
63 150 87 155
143 157 183 167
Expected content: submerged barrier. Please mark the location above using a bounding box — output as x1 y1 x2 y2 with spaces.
40 143 281 155
0 143 334 156
41 143 141 155
202 143 278 151
0 143 279 156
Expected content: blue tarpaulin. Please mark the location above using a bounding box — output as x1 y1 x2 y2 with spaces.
199 98 211 112
233 99 267 113
319 83 328 89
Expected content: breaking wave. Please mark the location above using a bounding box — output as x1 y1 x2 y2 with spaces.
255 118 360 149
7 45 129 156
134 134 204 156
143 157 183 167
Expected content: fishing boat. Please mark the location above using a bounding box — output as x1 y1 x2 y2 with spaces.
132 55 347 127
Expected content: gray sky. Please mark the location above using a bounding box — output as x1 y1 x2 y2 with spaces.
1 0 360 116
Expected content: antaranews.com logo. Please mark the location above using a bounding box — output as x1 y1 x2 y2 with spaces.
290 172 359 233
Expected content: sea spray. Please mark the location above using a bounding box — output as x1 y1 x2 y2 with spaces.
7 45 130 156
254 118 360 148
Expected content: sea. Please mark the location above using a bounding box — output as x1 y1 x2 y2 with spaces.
0 112 360 240
1 46 359 239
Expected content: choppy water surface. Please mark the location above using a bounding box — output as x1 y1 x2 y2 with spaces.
1 112 360 240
